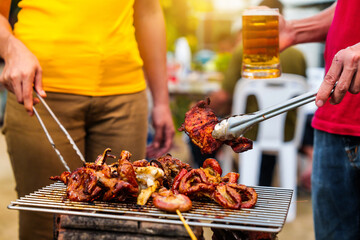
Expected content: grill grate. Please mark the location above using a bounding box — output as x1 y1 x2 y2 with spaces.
8 182 293 233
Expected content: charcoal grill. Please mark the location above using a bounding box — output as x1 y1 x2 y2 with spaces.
8 182 293 233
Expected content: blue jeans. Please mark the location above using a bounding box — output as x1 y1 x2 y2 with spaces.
313 130 360 240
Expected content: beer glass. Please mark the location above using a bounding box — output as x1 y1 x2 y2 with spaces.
242 8 281 79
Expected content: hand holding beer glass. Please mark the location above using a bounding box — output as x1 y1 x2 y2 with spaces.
242 8 281 79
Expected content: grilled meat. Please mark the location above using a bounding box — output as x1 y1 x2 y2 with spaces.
172 158 258 210
213 183 258 209
51 149 257 211
179 98 253 154
152 187 192 212
178 99 222 154
131 154 192 205
50 148 139 202
134 166 164 205
152 154 192 188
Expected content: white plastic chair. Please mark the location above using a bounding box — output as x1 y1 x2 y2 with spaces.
232 73 308 222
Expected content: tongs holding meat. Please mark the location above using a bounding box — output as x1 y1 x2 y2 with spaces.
212 90 318 141
178 99 253 155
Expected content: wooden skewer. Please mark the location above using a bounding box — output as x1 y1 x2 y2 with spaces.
176 209 197 240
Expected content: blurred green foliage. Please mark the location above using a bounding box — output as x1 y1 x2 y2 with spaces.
213 52 232 73
170 96 192 131
160 0 213 52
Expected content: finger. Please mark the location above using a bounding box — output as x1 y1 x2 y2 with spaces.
152 124 164 149
0 68 4 84
22 72 35 116
315 55 342 107
146 145 156 159
1 68 14 94
0 68 9 90
146 144 164 159
33 98 40 105
349 70 360 94
162 126 174 152
11 74 24 104
33 67 46 97
147 125 174 158
156 149 169 158
329 47 359 104
0 69 12 92
2 80 14 93
330 65 356 105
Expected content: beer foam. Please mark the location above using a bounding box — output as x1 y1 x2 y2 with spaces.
243 8 279 16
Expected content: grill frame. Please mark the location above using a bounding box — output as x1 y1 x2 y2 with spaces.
8 182 293 233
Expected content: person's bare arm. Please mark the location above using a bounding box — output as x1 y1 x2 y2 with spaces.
133 0 174 158
280 3 360 106
0 0 11 19
279 2 336 51
0 0 46 115
286 2 360 106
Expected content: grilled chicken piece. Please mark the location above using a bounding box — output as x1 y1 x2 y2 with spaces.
61 168 103 202
134 166 164 205
95 150 139 202
201 158 222 184
151 154 192 189
179 99 222 154
132 154 192 190
179 99 253 154
172 158 258 210
213 183 258 209
132 159 150 167
50 148 139 202
50 171 71 184
172 159 222 198
178 169 216 199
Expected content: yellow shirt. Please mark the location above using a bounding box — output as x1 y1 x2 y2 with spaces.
14 0 146 96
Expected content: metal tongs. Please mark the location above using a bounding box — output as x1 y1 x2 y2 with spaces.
212 90 319 141
32 91 86 171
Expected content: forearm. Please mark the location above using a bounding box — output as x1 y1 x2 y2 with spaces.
287 2 336 45
0 1 45 114
134 0 169 107
0 2 13 60
222 47 243 96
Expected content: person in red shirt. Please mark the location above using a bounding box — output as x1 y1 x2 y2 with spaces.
280 1 360 239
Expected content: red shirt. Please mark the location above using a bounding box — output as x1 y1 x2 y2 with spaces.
312 0 360 136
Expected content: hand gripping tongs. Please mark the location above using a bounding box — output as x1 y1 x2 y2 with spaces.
212 90 320 141
32 91 86 172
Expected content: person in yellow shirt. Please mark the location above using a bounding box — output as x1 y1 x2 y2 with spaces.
0 0 174 239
